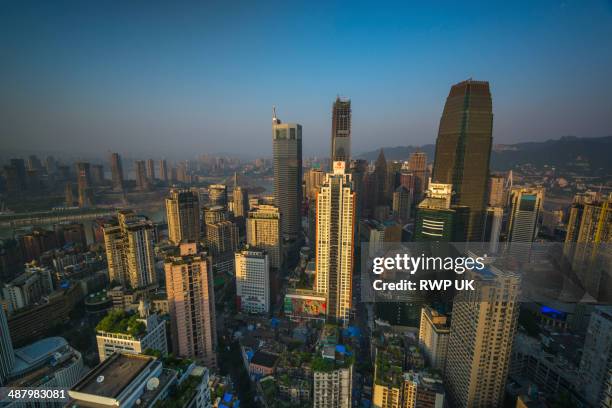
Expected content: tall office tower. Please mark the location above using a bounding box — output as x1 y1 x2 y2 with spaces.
392 185 412 223
159 159 168 182
432 80 493 242
76 162 93 208
208 184 228 207
272 107 303 239
414 183 469 242
146 159 155 181
483 206 504 253
103 210 157 288
110 152 124 192
444 266 520 408
165 242 217 368
0 308 15 386
313 365 353 408
374 149 388 207
135 160 149 191
418 306 450 371
315 161 355 327
488 174 506 207
246 205 282 269
578 306 612 407
203 205 230 225
165 189 201 245
305 168 326 201
507 187 544 243
330 96 351 164
65 183 74 207
235 248 270 314
91 164 104 185
408 151 428 202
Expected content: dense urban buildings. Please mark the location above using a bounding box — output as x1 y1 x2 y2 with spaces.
314 161 355 327
272 107 303 240
164 242 217 368
235 248 270 314
432 79 493 242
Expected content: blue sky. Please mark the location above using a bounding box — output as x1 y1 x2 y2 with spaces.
1 0 611 158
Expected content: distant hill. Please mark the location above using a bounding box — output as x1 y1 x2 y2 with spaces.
358 136 612 174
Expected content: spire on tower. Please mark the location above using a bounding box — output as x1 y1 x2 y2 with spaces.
272 105 281 125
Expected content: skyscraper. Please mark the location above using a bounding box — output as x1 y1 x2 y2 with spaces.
205 220 238 274
408 151 428 202
444 266 520 407
91 164 104 185
578 306 612 407
374 149 388 207
272 107 303 240
246 205 282 270
315 161 355 327
232 176 249 219
165 242 217 368
418 306 450 372
146 159 155 181
330 96 351 164
135 160 149 191
165 189 201 245
235 248 270 314
110 152 124 192
103 210 157 288
76 162 93 208
159 159 168 182
0 307 15 386
507 187 544 243
305 168 326 201
432 79 493 242
414 183 469 242
392 185 412 224
488 174 506 207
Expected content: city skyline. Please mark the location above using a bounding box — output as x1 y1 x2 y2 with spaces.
1 1 612 157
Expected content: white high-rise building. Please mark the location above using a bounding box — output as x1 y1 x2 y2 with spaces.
235 249 270 314
444 266 521 408
418 306 450 372
315 161 356 327
507 187 544 243
313 365 353 408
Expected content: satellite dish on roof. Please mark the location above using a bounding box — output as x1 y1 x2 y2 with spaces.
96 375 105 383
146 377 160 391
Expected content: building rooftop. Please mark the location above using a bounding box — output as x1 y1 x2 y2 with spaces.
251 351 279 368
12 336 68 374
71 353 155 399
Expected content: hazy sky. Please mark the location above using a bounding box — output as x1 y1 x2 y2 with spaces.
1 0 611 158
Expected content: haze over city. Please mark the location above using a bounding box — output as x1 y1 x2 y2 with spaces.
1 0 611 158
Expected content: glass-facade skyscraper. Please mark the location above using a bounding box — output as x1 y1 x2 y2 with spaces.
432 79 493 242
331 97 351 164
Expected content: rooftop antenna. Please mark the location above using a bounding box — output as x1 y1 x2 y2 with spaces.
272 105 280 125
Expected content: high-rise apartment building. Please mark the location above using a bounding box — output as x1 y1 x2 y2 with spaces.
507 187 544 243
305 168 326 201
135 160 149 191
432 79 493 241
246 205 282 270
146 159 155 181
392 185 412 224
235 248 270 314
407 151 428 202
103 210 157 289
315 161 355 327
164 242 217 368
233 185 249 219
402 371 446 408
374 150 388 207
159 159 168 182
76 162 93 207
165 189 201 244
272 108 303 239
444 266 520 407
488 174 506 207
208 184 228 208
110 152 124 192
206 220 238 273
313 364 353 408
330 97 351 164
418 306 450 372
483 206 504 254
0 308 15 386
